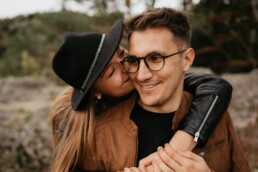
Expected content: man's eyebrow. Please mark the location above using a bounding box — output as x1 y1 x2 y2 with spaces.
127 51 163 58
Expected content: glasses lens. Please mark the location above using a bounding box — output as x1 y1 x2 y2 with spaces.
123 56 139 73
146 53 164 71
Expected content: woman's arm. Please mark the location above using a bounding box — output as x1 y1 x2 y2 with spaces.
167 72 232 150
180 72 232 146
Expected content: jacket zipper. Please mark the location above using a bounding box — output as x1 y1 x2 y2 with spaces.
194 95 219 142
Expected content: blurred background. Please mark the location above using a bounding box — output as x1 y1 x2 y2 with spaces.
0 0 257 171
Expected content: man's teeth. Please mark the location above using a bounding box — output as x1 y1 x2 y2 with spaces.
142 84 157 89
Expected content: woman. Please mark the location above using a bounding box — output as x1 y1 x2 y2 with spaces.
49 19 231 172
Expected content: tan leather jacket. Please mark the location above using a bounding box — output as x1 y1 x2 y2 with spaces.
84 92 250 172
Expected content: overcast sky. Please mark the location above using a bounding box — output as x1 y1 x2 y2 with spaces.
0 0 185 19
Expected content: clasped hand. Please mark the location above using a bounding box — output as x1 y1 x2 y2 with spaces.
123 144 211 172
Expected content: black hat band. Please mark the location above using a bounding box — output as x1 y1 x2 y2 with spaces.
80 34 106 93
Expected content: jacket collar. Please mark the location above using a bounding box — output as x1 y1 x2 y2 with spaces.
120 91 193 130
173 92 193 129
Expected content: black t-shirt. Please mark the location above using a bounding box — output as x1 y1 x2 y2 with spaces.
130 103 175 164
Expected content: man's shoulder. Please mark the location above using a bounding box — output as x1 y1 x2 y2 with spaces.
179 91 194 111
182 91 194 104
173 91 193 128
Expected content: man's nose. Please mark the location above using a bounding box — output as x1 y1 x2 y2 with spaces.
136 60 153 81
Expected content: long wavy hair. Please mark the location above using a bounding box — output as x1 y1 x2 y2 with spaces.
49 86 95 172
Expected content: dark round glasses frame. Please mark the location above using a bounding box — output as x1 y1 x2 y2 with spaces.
120 49 187 73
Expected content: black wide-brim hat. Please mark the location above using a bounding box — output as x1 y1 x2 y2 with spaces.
52 19 124 110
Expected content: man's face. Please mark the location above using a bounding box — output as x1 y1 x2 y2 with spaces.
128 27 193 113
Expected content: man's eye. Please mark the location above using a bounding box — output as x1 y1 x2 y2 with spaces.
149 54 163 63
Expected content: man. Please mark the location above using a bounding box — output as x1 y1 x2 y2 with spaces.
84 8 250 172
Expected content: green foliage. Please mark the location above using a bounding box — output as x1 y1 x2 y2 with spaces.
0 1 257 76
0 11 123 78
20 50 40 75
190 0 258 74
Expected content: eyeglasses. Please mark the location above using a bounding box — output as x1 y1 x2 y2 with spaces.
120 49 187 73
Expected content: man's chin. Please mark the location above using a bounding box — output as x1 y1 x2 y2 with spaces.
138 96 158 107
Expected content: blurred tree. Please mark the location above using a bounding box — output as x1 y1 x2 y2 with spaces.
61 0 124 14
61 0 91 11
182 0 194 10
91 0 118 14
125 0 131 8
190 0 258 73
60 0 159 16
145 0 156 9
1 0 256 76
251 0 258 22
0 11 122 77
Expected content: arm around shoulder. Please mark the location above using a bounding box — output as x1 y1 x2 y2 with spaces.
179 72 233 146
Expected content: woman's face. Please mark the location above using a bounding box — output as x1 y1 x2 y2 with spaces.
94 46 134 97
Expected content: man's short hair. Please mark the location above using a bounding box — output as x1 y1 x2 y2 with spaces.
125 7 192 48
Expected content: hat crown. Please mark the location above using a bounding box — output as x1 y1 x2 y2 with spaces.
52 32 102 89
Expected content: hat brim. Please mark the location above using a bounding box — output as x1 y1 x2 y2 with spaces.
72 19 124 110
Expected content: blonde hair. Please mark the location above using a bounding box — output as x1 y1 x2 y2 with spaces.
49 86 95 172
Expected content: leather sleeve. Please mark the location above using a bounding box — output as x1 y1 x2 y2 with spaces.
179 72 232 147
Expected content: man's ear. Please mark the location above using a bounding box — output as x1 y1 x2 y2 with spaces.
182 48 195 72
